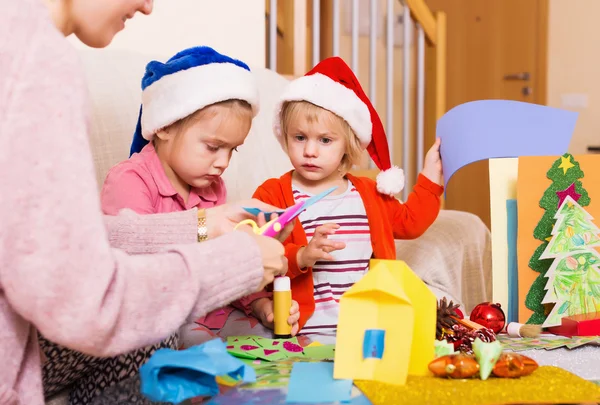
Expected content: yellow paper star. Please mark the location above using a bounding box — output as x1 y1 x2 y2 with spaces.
558 155 575 174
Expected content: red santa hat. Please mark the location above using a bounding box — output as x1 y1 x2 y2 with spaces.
273 56 404 196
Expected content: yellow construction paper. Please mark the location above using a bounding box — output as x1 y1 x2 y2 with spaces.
488 158 519 311
305 341 323 348
333 260 436 385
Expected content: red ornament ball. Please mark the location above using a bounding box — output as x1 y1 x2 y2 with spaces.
469 302 506 334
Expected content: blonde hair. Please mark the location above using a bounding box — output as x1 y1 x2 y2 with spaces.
280 101 363 173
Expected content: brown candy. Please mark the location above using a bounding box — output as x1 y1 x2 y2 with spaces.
492 352 539 378
428 353 480 379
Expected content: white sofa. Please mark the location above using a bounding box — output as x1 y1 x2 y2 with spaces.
46 47 492 404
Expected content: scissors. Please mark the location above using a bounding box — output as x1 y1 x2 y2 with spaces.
236 186 338 237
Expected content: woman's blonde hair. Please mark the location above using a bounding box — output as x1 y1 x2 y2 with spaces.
280 101 363 173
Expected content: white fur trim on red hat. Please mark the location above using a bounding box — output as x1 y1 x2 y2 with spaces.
141 63 259 140
273 73 372 148
376 166 405 196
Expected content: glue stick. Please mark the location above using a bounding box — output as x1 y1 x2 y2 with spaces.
273 276 292 339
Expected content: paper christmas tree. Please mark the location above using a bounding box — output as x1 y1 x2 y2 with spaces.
525 153 590 324
539 196 600 327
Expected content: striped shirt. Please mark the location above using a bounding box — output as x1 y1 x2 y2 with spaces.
294 180 372 344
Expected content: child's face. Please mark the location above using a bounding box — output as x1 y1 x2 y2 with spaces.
285 109 347 184
68 0 153 48
158 104 251 190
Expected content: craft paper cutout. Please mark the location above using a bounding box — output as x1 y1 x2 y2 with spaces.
226 336 303 362
506 199 519 323
538 196 600 327
497 334 600 351
472 338 503 380
516 155 600 323
334 259 436 385
139 338 256 404
286 362 353 404
303 344 336 361
196 308 234 330
437 100 577 191
556 183 582 208
489 158 519 312
434 340 458 358
363 329 385 359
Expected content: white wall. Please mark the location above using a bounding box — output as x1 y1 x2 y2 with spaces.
547 0 600 154
69 0 266 68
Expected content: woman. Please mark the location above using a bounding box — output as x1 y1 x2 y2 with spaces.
0 1 289 404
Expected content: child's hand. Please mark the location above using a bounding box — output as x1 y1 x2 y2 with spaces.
251 297 301 336
422 137 443 186
298 223 346 269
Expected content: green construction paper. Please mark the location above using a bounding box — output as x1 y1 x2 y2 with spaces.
303 344 336 361
526 153 592 325
434 340 458 358
226 336 305 362
472 338 502 380
226 347 261 360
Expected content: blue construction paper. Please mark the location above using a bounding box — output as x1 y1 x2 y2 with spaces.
362 329 385 359
506 199 519 323
286 362 352 404
437 100 577 191
139 338 256 404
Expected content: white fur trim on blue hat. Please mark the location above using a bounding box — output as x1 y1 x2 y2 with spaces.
141 63 259 140
376 166 405 196
273 73 372 149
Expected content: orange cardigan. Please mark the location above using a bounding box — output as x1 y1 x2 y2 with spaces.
252 171 443 329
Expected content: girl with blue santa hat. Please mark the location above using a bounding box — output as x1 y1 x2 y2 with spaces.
103 45 300 343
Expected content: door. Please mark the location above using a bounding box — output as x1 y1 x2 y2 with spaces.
424 0 549 229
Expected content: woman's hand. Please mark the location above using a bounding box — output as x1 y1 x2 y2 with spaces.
251 297 301 336
236 226 288 290
422 137 443 186
205 199 292 240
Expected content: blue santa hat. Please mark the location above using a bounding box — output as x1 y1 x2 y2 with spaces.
129 46 260 156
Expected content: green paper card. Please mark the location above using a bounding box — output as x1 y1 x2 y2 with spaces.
303 344 335 360
226 335 305 361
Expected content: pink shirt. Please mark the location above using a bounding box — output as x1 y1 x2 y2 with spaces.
101 144 269 331
0 1 264 403
101 144 227 215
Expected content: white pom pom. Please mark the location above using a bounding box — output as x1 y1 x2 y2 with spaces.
376 166 405 196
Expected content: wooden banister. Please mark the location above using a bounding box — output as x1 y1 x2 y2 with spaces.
405 0 437 44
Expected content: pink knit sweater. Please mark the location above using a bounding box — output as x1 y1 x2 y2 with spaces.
0 1 264 404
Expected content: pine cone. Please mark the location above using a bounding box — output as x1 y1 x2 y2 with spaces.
436 297 460 339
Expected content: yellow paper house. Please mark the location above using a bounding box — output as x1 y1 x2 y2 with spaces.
333 259 436 385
